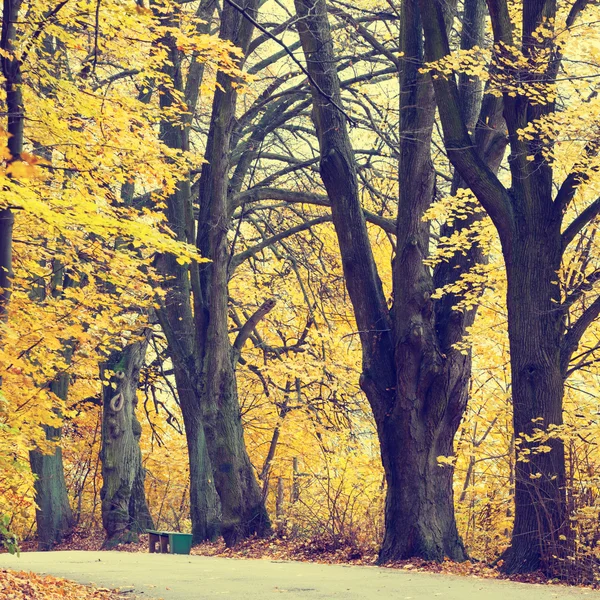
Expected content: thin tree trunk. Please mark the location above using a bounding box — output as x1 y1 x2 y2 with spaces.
0 0 23 341
100 336 154 546
0 209 13 326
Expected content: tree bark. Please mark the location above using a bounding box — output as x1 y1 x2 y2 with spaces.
192 0 271 546
100 336 154 547
29 373 74 551
172 364 221 543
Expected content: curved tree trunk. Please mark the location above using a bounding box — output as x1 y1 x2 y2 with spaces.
100 336 154 547
29 373 74 551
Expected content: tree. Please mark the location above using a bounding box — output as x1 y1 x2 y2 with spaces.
419 0 600 573
292 0 510 561
29 371 74 550
155 0 275 545
100 336 154 547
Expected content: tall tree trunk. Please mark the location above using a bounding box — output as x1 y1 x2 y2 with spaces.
501 230 567 572
0 0 23 341
295 0 496 562
0 209 13 327
418 0 598 574
193 0 271 546
154 0 222 544
29 373 74 551
100 336 154 547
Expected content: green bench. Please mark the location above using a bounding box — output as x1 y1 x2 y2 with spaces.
147 530 193 555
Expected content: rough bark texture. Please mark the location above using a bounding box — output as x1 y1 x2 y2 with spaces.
0 0 22 331
155 0 221 544
193 0 271 546
100 337 154 547
29 374 74 551
295 0 501 562
418 0 595 574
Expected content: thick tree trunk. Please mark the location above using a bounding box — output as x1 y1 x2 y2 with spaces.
0 0 23 339
378 402 466 561
295 0 493 563
100 336 154 547
418 0 587 574
172 365 220 543
29 373 74 550
29 435 74 551
501 231 567 573
193 0 271 546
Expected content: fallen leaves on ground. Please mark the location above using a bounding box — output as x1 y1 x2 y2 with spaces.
0 568 126 600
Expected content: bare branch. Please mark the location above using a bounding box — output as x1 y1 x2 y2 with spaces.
232 298 277 365
561 196 600 252
561 295 600 374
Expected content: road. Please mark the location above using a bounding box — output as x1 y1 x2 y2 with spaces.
0 551 598 599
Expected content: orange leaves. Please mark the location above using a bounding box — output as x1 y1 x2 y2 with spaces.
0 569 124 600
5 153 48 180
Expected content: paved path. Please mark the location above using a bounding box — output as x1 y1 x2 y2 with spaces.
0 551 598 599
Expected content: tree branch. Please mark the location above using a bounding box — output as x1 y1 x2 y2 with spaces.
419 0 515 245
223 0 357 125
561 196 600 251
229 214 331 271
232 298 277 366
230 187 396 234
561 295 600 375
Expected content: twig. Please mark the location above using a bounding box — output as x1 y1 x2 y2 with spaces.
223 0 357 126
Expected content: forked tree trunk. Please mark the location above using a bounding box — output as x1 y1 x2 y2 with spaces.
295 0 496 563
100 336 154 546
193 0 271 546
29 374 74 550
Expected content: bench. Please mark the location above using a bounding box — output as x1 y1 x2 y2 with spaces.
147 530 193 555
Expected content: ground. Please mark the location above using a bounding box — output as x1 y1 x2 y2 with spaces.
1 551 600 600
